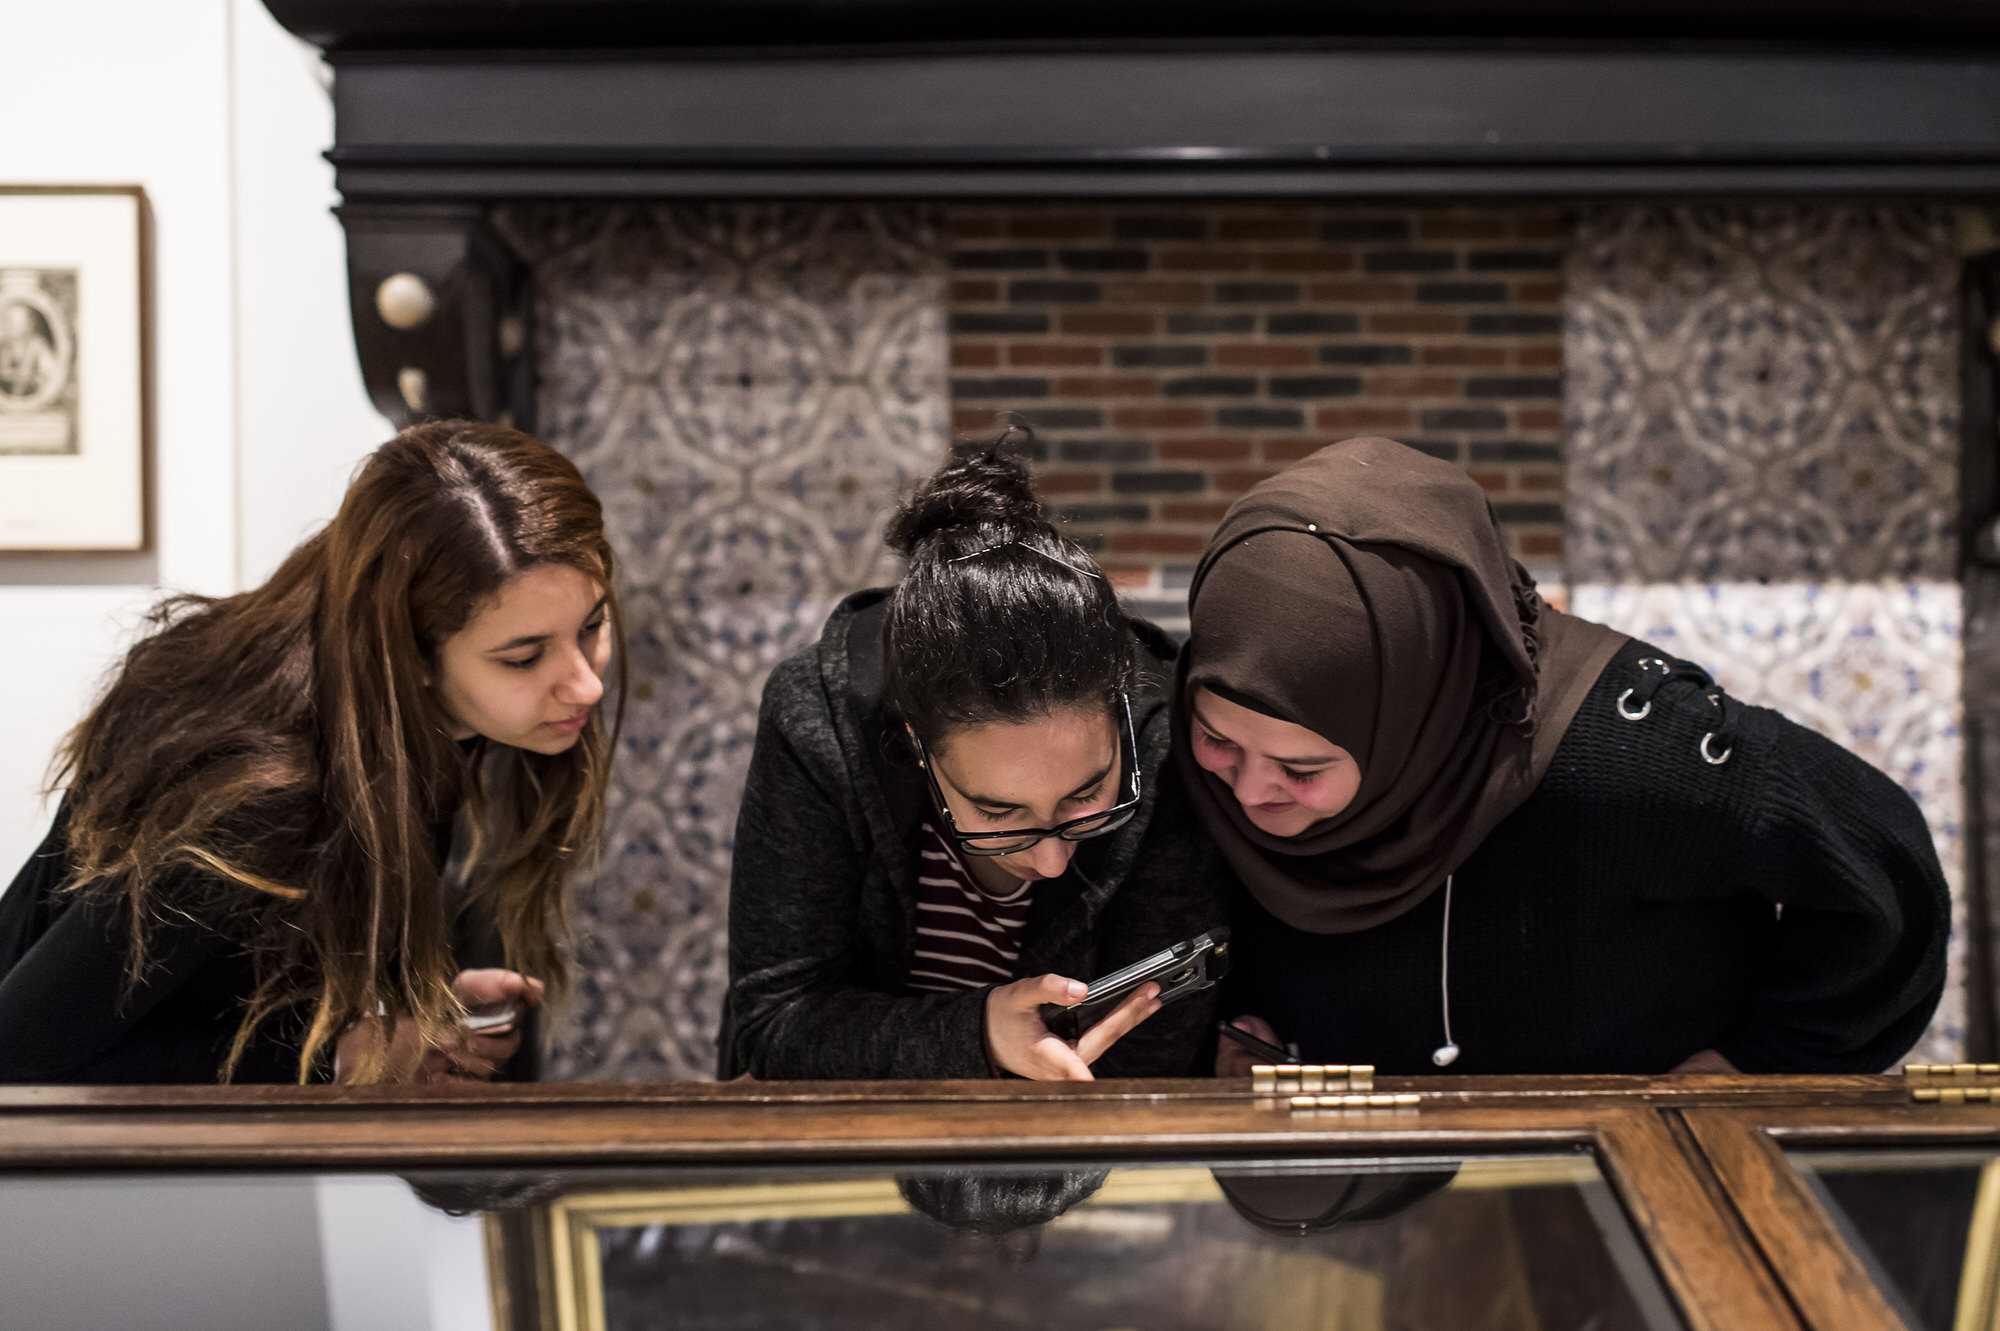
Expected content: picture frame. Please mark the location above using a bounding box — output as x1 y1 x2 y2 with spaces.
0 186 149 552
516 1159 1597 1331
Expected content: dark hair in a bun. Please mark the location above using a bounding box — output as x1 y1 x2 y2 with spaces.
885 426 1134 749
884 446 1043 555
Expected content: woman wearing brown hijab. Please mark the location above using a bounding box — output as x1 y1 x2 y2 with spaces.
1181 436 1949 1076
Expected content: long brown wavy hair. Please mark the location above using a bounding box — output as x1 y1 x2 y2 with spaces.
51 420 622 1082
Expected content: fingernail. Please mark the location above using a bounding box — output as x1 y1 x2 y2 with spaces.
1067 981 1087 1001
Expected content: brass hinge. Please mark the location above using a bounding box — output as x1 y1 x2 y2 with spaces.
1251 1063 1423 1113
1905 1063 2000 1103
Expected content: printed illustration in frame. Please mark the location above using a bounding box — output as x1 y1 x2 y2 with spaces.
0 187 149 551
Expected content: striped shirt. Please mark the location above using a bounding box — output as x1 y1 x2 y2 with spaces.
907 821 1033 993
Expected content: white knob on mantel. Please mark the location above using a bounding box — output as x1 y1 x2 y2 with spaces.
376 273 436 331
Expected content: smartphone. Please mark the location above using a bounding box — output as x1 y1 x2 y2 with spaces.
1040 928 1230 1042
1217 1019 1296 1064
461 1004 521 1034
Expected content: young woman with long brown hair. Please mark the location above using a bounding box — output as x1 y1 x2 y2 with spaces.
0 420 620 1084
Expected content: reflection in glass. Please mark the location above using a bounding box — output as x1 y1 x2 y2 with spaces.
896 1169 1110 1240
1791 1148 2000 1331
404 1172 569 1217
540 1155 1681 1331
0 1157 1682 1330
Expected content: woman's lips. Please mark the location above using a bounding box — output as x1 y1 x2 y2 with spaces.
544 711 590 735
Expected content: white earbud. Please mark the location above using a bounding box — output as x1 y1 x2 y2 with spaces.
1432 874 1459 1068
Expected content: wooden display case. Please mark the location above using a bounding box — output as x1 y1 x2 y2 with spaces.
2 1073 1995 1330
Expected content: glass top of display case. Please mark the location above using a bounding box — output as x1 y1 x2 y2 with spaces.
542 1153 1680 1331
0 1152 1681 1331
1786 1146 2000 1331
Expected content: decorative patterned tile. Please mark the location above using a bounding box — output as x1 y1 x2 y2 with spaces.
1564 206 1960 584
498 204 950 1079
1570 581 1966 1063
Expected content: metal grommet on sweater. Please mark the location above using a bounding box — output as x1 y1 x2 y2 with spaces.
1615 658 1672 721
1700 690 1738 766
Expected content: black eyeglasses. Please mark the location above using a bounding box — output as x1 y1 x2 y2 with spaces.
915 695 1143 856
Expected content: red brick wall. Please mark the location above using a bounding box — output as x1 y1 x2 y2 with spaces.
947 205 1567 616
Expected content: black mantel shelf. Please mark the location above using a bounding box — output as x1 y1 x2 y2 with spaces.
266 0 2000 51
270 0 2000 202
262 0 2000 429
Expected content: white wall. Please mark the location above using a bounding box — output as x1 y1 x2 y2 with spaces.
0 1174 332 1331
0 1173 495 1331
0 0 387 874
317 1177 495 1331
230 0 393 584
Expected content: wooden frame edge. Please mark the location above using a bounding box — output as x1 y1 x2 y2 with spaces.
1591 1107 1802 1331
1680 1109 1906 1331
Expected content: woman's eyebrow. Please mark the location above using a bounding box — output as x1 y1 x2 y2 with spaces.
485 597 609 654
1193 702 1339 767
1063 764 1113 799
957 763 1111 811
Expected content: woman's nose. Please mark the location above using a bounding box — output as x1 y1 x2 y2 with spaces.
1231 762 1284 808
555 647 605 706
1022 835 1075 880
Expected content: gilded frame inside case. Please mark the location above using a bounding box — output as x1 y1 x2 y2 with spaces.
519 1158 1602 1331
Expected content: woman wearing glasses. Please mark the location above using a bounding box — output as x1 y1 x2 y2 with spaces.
721 437 1230 1081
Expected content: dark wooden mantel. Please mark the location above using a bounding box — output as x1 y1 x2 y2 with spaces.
261 0 2000 431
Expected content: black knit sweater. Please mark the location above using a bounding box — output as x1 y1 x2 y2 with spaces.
1226 639 1951 1076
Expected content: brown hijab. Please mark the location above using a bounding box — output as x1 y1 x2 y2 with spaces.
1174 437 1627 934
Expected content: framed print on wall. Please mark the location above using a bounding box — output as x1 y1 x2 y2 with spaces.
0 186 148 552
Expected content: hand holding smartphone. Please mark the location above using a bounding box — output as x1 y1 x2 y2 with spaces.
1040 928 1230 1042
461 1004 522 1034
444 970 544 1080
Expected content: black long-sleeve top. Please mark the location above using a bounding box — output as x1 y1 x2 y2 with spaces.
1225 639 1952 1075
718 589 1235 1081
0 804 521 1084
0 805 307 1082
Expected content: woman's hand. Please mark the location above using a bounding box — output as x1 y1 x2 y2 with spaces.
334 968 545 1084
446 968 545 1080
1215 1014 1282 1078
985 973 1160 1081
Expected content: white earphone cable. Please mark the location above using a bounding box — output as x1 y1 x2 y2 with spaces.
1439 872 1453 1043
1432 873 1461 1067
